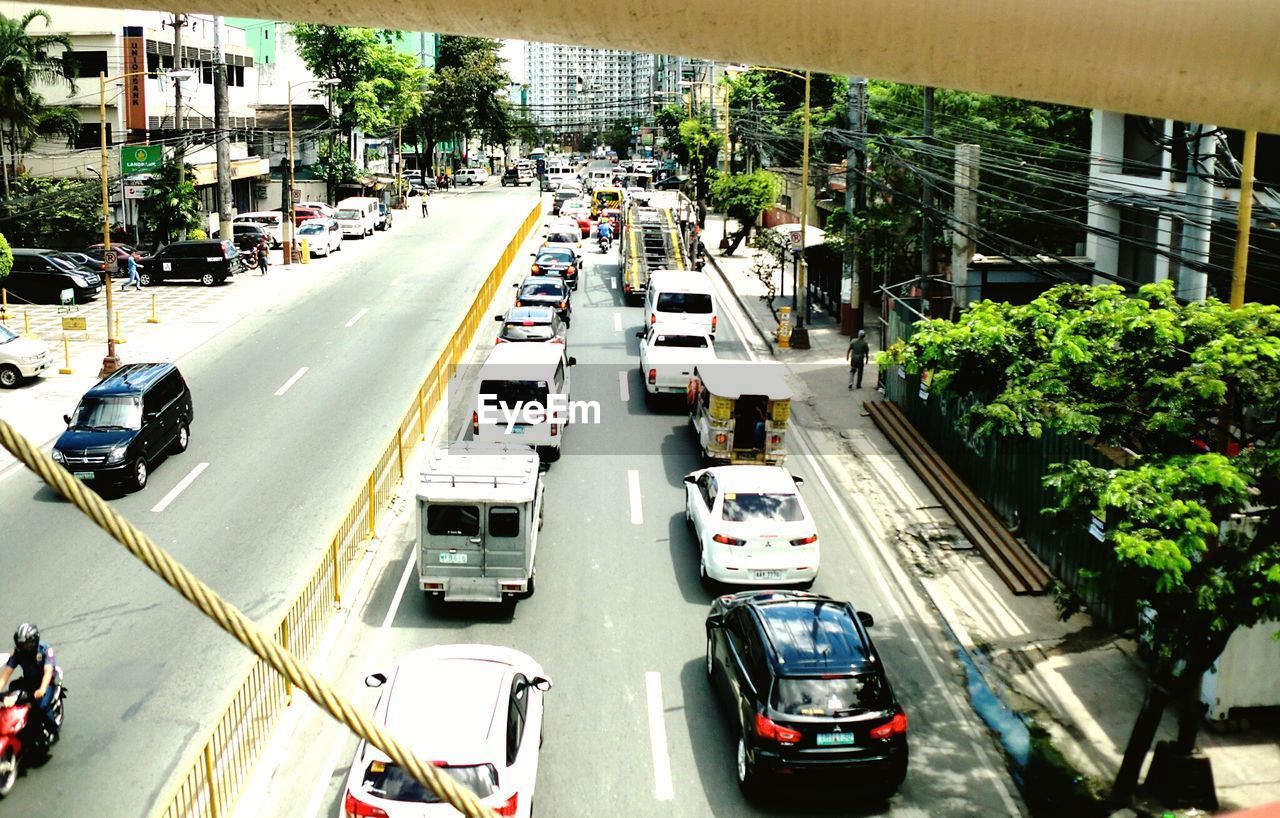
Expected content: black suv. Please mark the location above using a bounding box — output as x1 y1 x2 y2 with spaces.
215 223 270 252
52 362 194 491
5 249 102 303
705 590 908 797
139 240 242 286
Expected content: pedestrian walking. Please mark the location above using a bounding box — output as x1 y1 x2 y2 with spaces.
420 193 429 218
847 329 871 389
257 236 270 275
122 251 141 291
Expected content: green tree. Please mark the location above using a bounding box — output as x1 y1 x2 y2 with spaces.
884 281 1280 803
0 173 99 247
139 156 201 248
406 36 510 175
602 119 633 158
313 140 360 194
0 231 12 282
724 70 846 166
709 170 781 254
670 117 724 225
0 9 79 199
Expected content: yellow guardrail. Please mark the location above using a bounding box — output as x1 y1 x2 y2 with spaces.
152 198 543 818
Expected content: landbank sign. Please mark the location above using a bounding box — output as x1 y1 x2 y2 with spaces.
121 145 163 176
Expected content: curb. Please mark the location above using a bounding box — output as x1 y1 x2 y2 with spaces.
704 251 777 358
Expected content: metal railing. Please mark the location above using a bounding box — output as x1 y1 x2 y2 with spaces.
152 198 543 818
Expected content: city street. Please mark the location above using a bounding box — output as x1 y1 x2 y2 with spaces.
236 208 1026 817
0 183 537 817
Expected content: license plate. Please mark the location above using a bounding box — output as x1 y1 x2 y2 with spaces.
509 425 525 435
816 733 857 746
73 471 93 480
753 570 783 581
438 552 468 564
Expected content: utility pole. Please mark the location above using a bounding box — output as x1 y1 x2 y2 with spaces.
919 86 935 289
213 16 233 244
1176 124 1215 301
170 12 186 238
1229 131 1257 309
841 77 867 336
950 144 981 313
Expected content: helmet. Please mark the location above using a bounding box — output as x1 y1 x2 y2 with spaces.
13 623 38 652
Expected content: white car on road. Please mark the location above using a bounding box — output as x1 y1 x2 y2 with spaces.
341 644 552 818
0 323 51 388
296 218 343 257
684 465 820 588
637 323 716 397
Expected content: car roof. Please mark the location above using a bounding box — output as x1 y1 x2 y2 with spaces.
694 362 793 400
650 323 711 337
708 465 800 493
85 362 176 397
748 597 875 675
505 306 556 322
480 340 566 368
11 248 57 255
648 270 715 293
520 275 566 289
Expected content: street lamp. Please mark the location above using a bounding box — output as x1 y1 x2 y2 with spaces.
98 67 195 378
286 77 341 264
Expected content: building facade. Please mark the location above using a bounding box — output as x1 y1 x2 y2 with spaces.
523 42 654 145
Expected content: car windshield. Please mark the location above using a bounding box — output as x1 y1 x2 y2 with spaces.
521 282 564 298
298 224 323 234
361 761 497 804
0 325 16 343
536 252 573 266
503 322 555 340
657 292 713 314
70 396 142 430
546 233 577 244
771 675 891 716
721 493 804 522
47 255 78 271
654 334 709 348
336 209 360 219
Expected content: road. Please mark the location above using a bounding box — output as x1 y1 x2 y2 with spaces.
242 213 1026 817
0 183 537 816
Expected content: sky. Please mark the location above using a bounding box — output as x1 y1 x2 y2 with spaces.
501 40 525 84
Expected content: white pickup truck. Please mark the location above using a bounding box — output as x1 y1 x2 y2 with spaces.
637 323 717 400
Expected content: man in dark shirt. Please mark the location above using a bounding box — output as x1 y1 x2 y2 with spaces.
0 623 59 739
847 329 871 389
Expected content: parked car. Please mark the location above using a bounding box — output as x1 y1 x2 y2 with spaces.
296 218 343 257
654 174 689 191
335 197 379 238
0 323 51 388
501 166 535 186
4 249 102 304
138 240 242 287
529 247 579 290
213 222 271 253
376 203 393 231
290 205 325 226
232 212 285 247
493 305 568 346
297 201 336 219
705 590 908 797
454 167 490 186
343 645 552 818
83 243 139 277
51 362 194 492
54 251 106 275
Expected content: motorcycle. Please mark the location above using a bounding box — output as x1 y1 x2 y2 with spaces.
0 665 67 798
597 232 612 253
241 246 260 271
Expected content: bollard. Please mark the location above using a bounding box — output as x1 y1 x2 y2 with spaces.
0 287 8 321
147 293 159 324
58 334 73 374
114 311 126 344
300 239 310 264
22 309 34 339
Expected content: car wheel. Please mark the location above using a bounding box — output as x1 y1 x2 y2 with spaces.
200 272 215 286
139 272 154 286
132 457 148 491
797 578 815 590
0 364 21 389
172 422 190 454
705 633 714 678
699 554 715 591
737 737 761 796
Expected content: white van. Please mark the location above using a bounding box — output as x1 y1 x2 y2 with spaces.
545 164 576 188
232 212 284 247
472 343 577 463
644 270 719 336
335 197 379 238
454 167 489 186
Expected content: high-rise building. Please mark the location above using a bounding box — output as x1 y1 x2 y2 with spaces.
524 42 654 142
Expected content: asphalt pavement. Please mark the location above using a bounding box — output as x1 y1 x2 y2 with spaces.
0 183 537 816
235 209 1027 817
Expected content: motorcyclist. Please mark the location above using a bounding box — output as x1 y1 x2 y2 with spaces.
597 218 613 248
0 624 58 740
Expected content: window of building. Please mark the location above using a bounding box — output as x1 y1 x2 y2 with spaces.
65 50 108 79
1122 115 1165 178
74 122 110 150
1116 205 1159 284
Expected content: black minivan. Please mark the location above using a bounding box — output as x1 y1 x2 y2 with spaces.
139 240 242 286
5 249 103 303
52 363 193 491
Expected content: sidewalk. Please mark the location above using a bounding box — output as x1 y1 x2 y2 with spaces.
701 212 1280 815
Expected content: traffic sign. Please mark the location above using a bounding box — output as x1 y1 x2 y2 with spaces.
62 316 87 331
104 250 118 273
121 145 163 175
124 184 150 199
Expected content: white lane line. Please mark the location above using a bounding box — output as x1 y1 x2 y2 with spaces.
344 308 368 328
627 469 643 524
644 672 675 801
150 462 209 513
274 366 309 397
389 274 406 286
610 277 616 290
381 549 419 630
619 370 630 403
613 311 622 332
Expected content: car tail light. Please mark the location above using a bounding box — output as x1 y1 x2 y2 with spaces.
550 336 565 344
712 533 745 546
770 435 781 446
714 433 727 445
551 423 559 436
495 337 508 344
754 713 802 745
649 314 656 324
344 790 389 818
494 793 519 817
471 411 479 435
567 266 576 276
531 264 541 273
790 534 817 546
514 300 523 307
712 315 718 331
522 320 536 326
869 712 909 739
559 300 567 309
424 582 444 591
648 368 657 385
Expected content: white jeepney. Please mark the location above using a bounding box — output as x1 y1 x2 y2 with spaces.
417 443 544 604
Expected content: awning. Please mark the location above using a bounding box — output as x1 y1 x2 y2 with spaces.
768 223 826 249
191 157 270 187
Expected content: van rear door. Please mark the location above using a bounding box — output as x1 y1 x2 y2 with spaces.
423 502 484 576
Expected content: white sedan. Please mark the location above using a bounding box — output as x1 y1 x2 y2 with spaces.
637 323 716 397
340 644 551 818
684 465 820 588
297 218 343 257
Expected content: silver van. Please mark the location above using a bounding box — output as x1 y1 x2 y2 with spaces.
417 443 544 604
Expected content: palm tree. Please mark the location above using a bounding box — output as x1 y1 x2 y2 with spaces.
0 9 77 198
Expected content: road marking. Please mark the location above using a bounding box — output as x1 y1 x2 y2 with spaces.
389 274 406 287
619 370 630 403
628 469 643 524
613 311 622 332
150 462 208 513
274 366 309 397
645 672 675 801
610 277 616 290
344 308 368 328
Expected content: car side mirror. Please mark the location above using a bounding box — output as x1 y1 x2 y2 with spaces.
706 612 725 627
682 475 696 484
364 672 387 688
566 356 577 367
512 282 519 288
63 414 71 425
791 475 805 486
635 331 645 339
857 611 875 628
144 412 159 422
530 676 553 692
